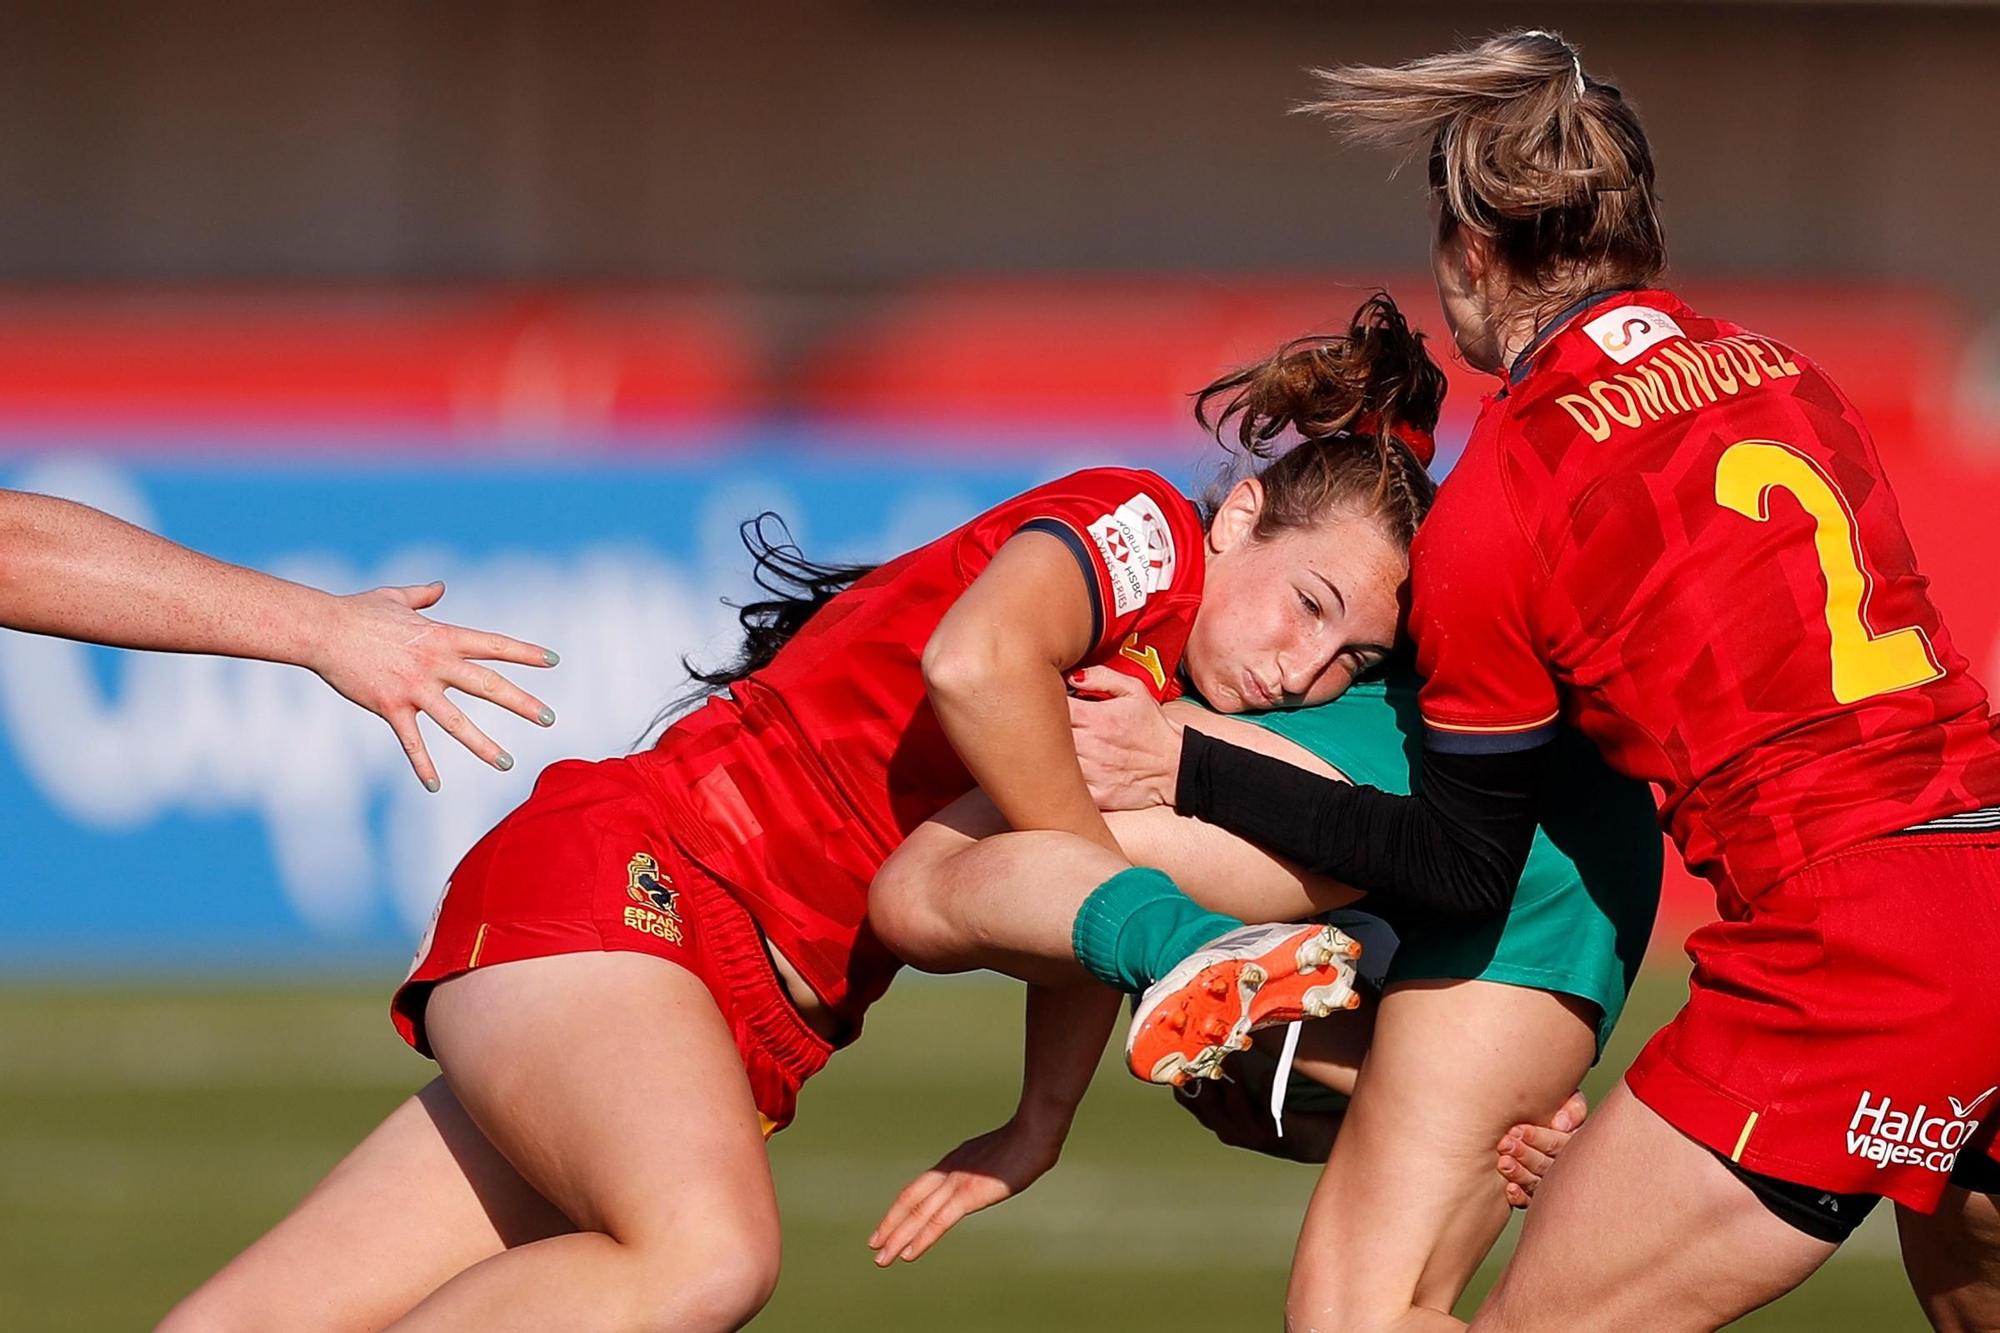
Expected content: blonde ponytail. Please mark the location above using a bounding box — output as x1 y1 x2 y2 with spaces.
1304 30 1666 300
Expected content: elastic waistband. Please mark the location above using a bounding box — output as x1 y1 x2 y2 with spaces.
671 844 834 1087
1892 804 2000 837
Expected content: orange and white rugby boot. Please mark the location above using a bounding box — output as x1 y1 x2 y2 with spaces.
1125 922 1362 1087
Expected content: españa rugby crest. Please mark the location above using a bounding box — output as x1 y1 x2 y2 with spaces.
623 851 683 944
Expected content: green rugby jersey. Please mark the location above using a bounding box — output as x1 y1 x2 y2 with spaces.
1222 667 1661 1052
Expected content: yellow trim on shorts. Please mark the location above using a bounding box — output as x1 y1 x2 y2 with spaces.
1730 1111 1759 1162
468 923 490 969
759 1113 780 1139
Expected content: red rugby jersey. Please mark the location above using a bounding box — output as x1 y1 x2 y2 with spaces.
1413 289 2000 901
643 468 1207 1024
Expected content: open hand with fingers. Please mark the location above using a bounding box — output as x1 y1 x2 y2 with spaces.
306 581 559 790
1065 664 1183 811
869 1114 1065 1267
1497 1090 1587 1207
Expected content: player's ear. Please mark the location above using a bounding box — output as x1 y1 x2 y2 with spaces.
1209 477 1264 554
1457 227 1499 291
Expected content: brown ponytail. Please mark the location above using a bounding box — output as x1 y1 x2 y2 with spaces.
1194 292 1441 550
1303 29 1666 307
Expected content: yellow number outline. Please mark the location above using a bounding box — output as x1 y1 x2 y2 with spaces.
1714 439 1941 704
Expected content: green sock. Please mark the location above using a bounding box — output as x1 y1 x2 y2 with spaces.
1070 867 1244 993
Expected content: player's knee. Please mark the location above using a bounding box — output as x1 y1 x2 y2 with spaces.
1285 1262 1420 1333
649 1259 777 1332
630 1229 781 1332
867 859 959 972
1283 1294 1414 1333
697 1247 781 1330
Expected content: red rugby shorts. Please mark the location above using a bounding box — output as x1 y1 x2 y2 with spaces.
393 758 832 1133
1627 829 2000 1211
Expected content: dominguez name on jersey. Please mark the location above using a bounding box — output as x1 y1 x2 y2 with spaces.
1556 332 1803 444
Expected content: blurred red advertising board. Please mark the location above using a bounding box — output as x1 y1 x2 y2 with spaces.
0 291 760 434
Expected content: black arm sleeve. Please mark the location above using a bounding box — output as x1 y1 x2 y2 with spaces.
1174 728 1548 925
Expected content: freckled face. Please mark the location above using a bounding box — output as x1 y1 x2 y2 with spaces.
1184 482 1409 713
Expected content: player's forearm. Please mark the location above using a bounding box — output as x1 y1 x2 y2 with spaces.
1119 705 1363 917
0 491 336 667
1176 730 1544 923
1014 983 1119 1136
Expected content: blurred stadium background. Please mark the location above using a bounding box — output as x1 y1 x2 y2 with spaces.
2 2 1996 1327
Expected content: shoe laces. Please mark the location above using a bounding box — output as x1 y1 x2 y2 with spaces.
1269 1020 1303 1139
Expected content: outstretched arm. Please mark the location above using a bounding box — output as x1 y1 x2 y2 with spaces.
0 489 558 788
869 983 1119 1266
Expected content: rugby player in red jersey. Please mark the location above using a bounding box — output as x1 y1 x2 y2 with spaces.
161 296 1440 1333
1070 31 2000 1332
0 488 556 786
861 323 1661 1328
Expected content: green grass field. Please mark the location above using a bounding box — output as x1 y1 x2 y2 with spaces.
0 970 1928 1330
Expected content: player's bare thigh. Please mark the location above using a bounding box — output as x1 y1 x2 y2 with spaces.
876 700 1355 927
1471 1081 1836 1332
391 952 781 1330
161 952 780 1333
158 1078 571 1333
1285 979 1597 1333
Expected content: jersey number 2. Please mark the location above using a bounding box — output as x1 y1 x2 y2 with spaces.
1715 440 1942 704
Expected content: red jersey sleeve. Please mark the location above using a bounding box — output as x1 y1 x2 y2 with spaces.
1410 416 1562 753
957 468 1207 700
